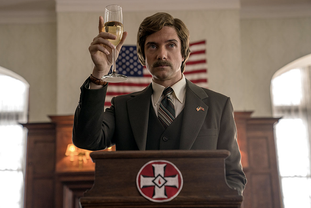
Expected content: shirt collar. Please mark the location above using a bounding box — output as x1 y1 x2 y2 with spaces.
152 74 186 105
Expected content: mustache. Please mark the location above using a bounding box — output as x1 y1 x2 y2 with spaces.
152 60 172 68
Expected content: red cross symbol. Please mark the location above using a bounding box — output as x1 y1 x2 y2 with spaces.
136 160 183 202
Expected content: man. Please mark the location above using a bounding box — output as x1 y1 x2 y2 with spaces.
73 12 246 195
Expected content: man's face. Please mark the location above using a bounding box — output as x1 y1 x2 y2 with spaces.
144 26 184 87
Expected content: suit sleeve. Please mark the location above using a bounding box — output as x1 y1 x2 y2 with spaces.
217 98 247 195
72 78 116 150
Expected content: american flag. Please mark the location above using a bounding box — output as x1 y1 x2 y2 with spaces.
105 40 208 107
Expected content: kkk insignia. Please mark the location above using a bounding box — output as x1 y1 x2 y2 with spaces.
136 160 183 203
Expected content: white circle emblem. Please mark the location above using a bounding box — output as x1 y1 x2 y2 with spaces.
136 160 183 203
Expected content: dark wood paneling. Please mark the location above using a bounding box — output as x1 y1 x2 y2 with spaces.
251 174 273 208
244 116 283 208
33 179 54 208
249 137 270 169
23 113 283 208
23 122 56 208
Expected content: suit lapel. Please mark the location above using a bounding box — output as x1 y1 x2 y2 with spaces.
127 84 153 150
126 80 208 150
179 80 209 149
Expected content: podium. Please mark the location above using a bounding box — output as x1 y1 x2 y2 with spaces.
80 150 243 208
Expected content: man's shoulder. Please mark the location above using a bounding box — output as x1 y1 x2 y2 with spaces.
113 84 152 101
204 88 229 100
186 79 229 101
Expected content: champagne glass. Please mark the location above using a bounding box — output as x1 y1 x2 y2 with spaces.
102 4 127 82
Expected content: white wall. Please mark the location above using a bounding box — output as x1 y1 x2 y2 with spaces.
0 23 57 122
0 4 310 122
241 16 311 116
56 9 243 116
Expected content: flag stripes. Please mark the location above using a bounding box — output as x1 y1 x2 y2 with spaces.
104 40 207 107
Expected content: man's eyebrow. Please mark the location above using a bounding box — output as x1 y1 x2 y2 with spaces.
146 39 178 45
145 41 157 45
166 39 178 43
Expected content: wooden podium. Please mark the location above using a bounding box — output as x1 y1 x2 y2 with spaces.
80 150 243 208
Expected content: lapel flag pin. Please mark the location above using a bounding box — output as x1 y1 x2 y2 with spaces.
196 106 205 112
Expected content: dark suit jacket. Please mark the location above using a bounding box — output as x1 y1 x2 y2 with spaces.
73 78 246 194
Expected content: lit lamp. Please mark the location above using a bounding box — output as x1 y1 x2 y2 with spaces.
65 144 91 168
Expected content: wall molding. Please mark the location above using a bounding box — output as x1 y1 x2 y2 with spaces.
241 3 311 19
1 0 311 24
0 11 56 24
55 0 240 12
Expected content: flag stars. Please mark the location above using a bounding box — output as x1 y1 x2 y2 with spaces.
105 41 207 108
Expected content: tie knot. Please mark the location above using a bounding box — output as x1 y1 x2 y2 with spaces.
163 87 173 97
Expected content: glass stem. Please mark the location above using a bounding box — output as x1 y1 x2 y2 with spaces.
112 47 117 74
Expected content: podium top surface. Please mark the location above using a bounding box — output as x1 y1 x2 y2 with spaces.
90 150 230 160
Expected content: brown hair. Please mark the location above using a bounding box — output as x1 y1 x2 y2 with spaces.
137 12 190 73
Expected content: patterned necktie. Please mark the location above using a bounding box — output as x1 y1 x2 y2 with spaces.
158 87 175 128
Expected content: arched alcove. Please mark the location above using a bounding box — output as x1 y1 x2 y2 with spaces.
271 54 311 208
0 66 29 208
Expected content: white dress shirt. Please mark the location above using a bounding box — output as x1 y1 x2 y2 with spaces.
151 75 186 117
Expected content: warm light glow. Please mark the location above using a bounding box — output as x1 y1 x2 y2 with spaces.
69 145 75 152
65 144 92 168
65 144 77 162
66 144 76 154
